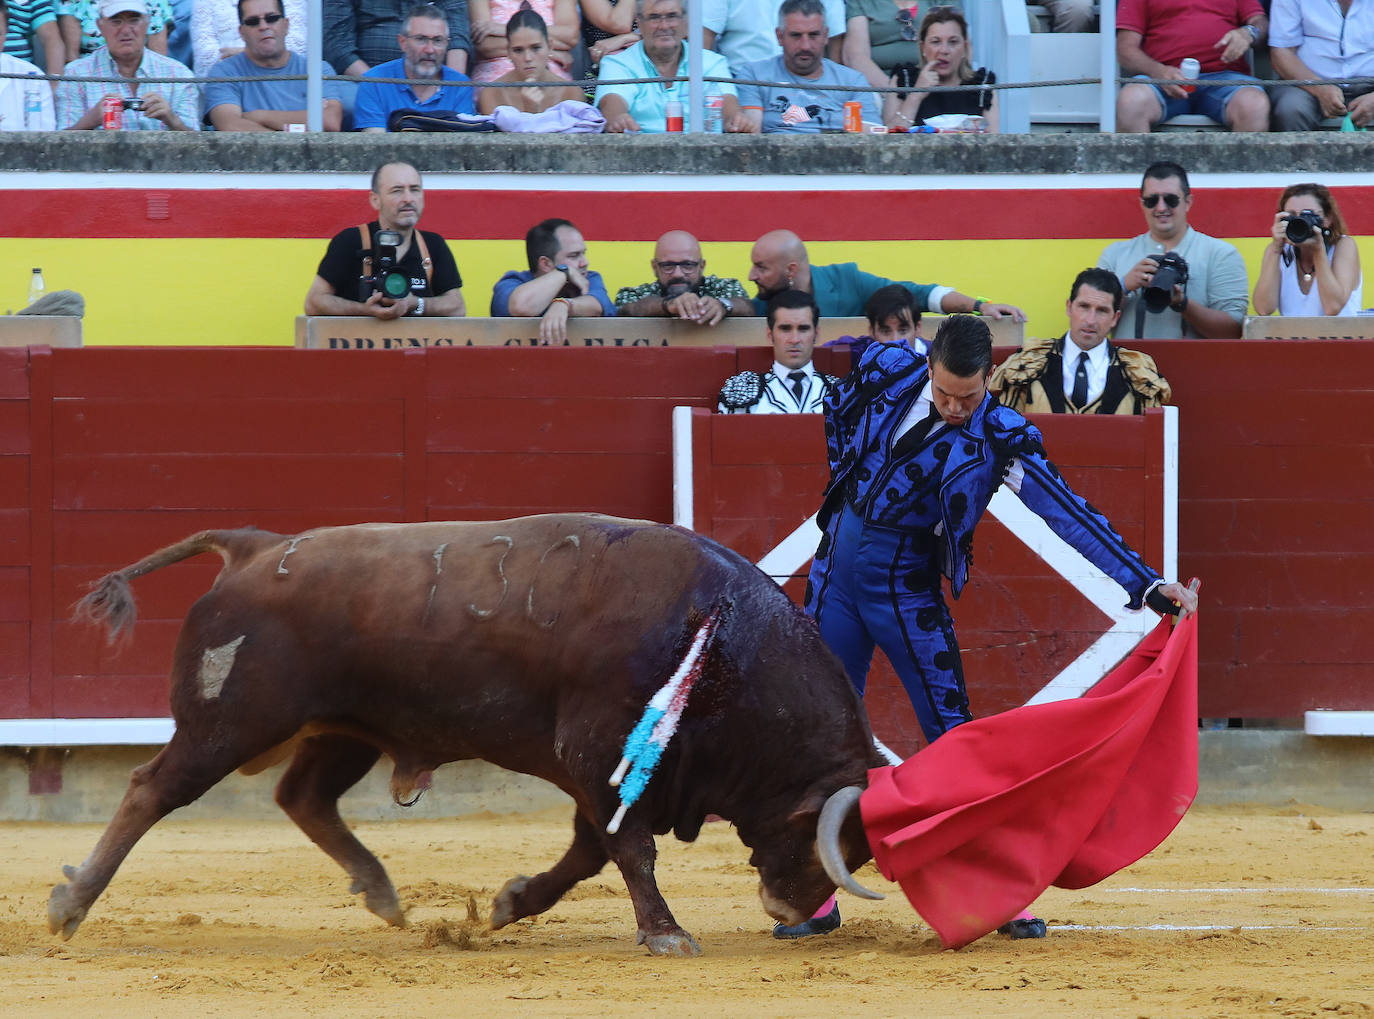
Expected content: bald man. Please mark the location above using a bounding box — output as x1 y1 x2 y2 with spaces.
748 229 1026 323
614 231 754 325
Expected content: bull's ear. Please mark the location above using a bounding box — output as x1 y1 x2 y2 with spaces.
786 791 828 826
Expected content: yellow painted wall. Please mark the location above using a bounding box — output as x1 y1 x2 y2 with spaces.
3 235 1317 346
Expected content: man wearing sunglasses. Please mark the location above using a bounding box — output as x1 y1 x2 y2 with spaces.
1097 161 1249 339
614 231 752 325
205 0 347 131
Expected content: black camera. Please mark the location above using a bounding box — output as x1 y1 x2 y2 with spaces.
360 229 411 301
1285 209 1325 245
1144 252 1188 312
121 97 145 111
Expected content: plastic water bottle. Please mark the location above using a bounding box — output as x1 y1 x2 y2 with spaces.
23 84 43 130
1179 57 1200 95
28 268 45 305
704 92 723 134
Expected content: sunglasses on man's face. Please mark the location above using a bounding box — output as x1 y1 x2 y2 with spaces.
1141 193 1183 209
242 12 284 26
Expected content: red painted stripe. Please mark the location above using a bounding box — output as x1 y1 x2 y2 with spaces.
17 184 1374 242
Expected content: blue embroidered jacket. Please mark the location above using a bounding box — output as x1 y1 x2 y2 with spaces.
818 339 1160 607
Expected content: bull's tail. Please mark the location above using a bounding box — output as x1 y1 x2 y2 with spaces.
74 528 282 645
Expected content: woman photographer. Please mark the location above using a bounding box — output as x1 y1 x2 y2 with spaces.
1253 183 1363 318
876 6 995 132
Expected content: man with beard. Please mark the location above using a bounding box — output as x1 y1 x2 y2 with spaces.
717 289 836 414
205 0 347 131
734 0 876 134
595 0 751 133
491 218 616 345
304 161 467 319
354 2 475 131
748 228 1025 321
614 231 752 324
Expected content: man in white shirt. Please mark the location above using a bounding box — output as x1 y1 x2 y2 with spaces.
990 268 1171 415
1269 0 1374 131
702 0 846 71
717 289 837 413
0 0 56 130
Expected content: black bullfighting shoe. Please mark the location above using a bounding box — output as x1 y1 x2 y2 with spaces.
772 903 841 940
997 917 1049 939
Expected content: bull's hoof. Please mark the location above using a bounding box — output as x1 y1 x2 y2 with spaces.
490 875 531 930
640 930 701 957
350 876 405 927
47 882 87 941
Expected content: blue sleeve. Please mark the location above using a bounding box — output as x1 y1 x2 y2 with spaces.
588 272 617 316
202 63 239 113
322 61 347 103
352 79 387 129
843 264 937 313
994 411 1160 608
448 73 477 114
490 271 522 316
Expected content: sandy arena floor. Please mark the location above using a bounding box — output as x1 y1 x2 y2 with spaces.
1 803 1371 1018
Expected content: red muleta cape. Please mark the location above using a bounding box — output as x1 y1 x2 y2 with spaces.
860 609 1199 949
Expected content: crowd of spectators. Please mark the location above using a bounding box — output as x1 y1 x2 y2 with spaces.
5 0 1373 133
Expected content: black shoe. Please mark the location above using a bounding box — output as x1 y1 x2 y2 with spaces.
772 903 841 940
997 917 1048 939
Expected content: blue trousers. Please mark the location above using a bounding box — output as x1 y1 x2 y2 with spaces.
807 502 973 743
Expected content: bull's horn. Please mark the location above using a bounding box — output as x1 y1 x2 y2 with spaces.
817 786 884 901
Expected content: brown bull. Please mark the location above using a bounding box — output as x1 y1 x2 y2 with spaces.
49 514 883 956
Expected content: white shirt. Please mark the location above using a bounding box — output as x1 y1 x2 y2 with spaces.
1060 333 1111 407
1270 0 1374 81
0 54 56 131
701 0 848 73
1278 246 1364 317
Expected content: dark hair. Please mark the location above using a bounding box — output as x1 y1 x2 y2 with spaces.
237 0 284 21
1068 267 1124 312
1142 160 1190 197
928 314 992 378
1278 182 1347 245
526 217 576 271
919 6 974 83
0 0 8 21
778 0 826 25
405 2 447 26
369 160 419 194
864 284 920 331
765 288 820 329
507 0 549 39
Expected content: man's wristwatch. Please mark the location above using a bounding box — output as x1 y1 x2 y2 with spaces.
1243 23 1259 43
412 296 425 317
718 296 731 317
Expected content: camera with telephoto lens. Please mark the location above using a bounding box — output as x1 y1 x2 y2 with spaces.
360 230 411 301
1143 251 1189 312
1284 209 1325 245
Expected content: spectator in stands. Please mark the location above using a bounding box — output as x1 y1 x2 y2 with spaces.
492 217 616 345
718 289 838 414
193 0 307 73
580 0 637 83
477 4 586 113
1029 1 1094 34
4 0 65 76
990 267 1172 415
1253 183 1363 318
883 6 996 131
56 0 197 129
1115 0 1269 133
703 0 846 72
1097 160 1249 339
469 0 575 83
1269 0 1374 132
596 0 747 132
736 0 877 133
58 0 169 59
748 228 1026 321
324 0 470 77
1 0 57 127
354 3 475 130
205 0 345 130
305 161 467 319
615 230 753 322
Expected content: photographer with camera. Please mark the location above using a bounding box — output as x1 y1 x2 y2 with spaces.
1097 161 1249 339
1253 183 1363 319
305 161 466 320
56 0 198 131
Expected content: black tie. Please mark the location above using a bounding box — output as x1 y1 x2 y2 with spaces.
788 371 807 404
1071 351 1089 407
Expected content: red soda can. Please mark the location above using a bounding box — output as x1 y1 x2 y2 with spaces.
844 100 862 133
102 95 123 131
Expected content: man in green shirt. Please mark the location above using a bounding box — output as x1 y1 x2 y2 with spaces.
615 230 754 325
747 228 1026 322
